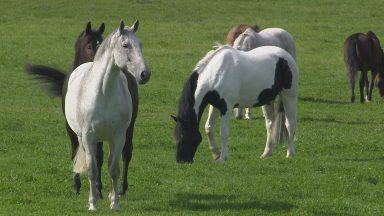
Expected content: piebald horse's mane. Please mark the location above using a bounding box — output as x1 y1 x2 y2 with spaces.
193 44 232 74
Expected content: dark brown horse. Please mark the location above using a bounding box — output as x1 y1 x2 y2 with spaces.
226 24 260 46
344 31 384 103
26 22 137 197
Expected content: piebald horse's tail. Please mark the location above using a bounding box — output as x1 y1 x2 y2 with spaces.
344 35 360 77
25 64 66 97
271 96 289 145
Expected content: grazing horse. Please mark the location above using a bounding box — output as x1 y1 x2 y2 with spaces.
172 45 298 163
226 24 261 46
231 27 296 120
65 20 150 211
344 31 384 103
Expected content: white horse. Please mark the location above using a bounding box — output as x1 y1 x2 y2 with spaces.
65 20 150 211
172 45 298 163
232 27 296 120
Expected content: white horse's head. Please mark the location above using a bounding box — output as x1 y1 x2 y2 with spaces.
233 28 258 51
112 20 151 84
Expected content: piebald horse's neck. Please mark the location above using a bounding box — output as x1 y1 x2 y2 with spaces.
178 72 210 127
88 51 121 95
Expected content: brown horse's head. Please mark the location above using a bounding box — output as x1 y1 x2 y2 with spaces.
73 22 105 69
226 24 261 46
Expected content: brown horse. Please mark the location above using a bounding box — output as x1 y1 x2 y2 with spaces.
26 22 138 197
344 31 384 103
226 24 260 46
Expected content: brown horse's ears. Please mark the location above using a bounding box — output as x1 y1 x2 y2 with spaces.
131 20 139 32
171 115 178 122
98 23 105 35
119 20 125 34
85 21 92 34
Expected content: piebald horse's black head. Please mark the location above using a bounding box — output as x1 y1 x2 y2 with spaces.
172 71 202 163
172 115 202 163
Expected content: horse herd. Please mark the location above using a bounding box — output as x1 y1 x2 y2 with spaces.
25 20 384 211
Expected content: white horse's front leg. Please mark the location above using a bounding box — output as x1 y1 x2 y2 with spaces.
82 134 99 211
108 132 126 211
260 104 275 158
205 105 221 160
218 112 231 162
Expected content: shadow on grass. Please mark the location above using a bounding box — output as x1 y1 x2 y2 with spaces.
168 193 295 212
299 96 350 105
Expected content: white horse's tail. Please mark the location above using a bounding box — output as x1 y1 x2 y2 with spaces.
271 96 289 145
73 146 87 173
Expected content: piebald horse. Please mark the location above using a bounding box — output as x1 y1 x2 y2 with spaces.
65 20 150 210
173 45 298 163
232 27 296 120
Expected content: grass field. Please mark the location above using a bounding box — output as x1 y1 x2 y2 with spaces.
1 0 384 215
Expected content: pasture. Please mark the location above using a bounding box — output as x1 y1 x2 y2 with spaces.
1 0 384 214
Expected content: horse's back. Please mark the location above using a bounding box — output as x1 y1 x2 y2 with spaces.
255 28 296 59
200 47 298 106
344 33 382 71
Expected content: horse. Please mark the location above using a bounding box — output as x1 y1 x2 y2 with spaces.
226 24 261 46
26 22 141 198
25 21 113 197
232 27 296 120
344 31 384 103
65 20 150 211
172 45 298 163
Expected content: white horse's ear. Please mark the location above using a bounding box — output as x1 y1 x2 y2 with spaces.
86 21 92 34
131 20 139 32
119 20 125 34
171 115 178 122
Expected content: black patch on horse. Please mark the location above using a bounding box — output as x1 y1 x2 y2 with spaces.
198 90 228 121
253 57 292 107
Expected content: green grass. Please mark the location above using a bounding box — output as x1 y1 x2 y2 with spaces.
1 0 384 215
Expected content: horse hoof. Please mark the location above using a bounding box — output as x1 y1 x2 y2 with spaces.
286 151 294 158
110 202 120 211
88 204 97 211
215 156 227 162
260 152 272 158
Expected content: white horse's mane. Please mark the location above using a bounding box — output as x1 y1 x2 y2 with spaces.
193 43 232 74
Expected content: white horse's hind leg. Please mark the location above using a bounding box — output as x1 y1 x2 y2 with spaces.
233 107 243 119
205 105 221 160
282 96 297 158
217 112 231 162
245 107 252 120
260 104 275 158
108 133 126 211
82 134 99 211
